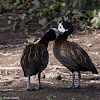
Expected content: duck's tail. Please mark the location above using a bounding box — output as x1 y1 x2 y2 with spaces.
91 64 98 74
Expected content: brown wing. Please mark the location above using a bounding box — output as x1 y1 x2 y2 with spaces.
61 41 89 68
21 44 48 76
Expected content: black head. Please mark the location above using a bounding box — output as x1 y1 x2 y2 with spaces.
43 28 59 41
58 21 73 38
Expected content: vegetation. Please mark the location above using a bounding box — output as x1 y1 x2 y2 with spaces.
46 94 56 100
0 0 100 30
38 0 66 19
86 96 91 100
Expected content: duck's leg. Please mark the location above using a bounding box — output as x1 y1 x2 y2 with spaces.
67 72 75 88
26 76 31 89
62 72 75 88
38 72 42 90
22 76 31 91
74 72 81 88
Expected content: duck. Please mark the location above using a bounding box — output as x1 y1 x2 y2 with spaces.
53 21 98 88
20 28 59 90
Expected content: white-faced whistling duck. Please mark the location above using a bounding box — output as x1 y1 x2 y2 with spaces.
53 21 98 88
20 28 59 90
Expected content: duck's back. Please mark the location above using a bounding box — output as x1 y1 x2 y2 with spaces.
53 39 98 74
21 44 48 77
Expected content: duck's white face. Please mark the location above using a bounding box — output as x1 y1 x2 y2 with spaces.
51 28 59 38
58 22 68 33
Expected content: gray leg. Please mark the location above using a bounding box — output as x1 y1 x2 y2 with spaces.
62 72 75 88
67 72 75 88
74 72 81 88
27 76 31 89
22 76 31 91
38 72 42 89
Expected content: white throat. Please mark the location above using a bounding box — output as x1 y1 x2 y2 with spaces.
58 22 68 33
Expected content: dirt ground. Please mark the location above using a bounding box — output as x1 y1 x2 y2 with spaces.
0 14 100 100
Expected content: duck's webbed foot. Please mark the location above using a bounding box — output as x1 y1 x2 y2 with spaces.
35 72 43 90
62 72 81 89
61 72 75 89
74 72 81 89
21 87 32 91
21 76 32 91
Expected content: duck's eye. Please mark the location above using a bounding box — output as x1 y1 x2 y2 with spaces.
60 26 61 28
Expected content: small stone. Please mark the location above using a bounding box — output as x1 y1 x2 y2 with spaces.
56 75 62 80
41 74 45 79
87 43 92 47
56 68 59 70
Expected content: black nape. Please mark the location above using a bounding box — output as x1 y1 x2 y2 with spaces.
62 21 74 38
42 29 56 41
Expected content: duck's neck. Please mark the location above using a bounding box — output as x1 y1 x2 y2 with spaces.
38 35 49 49
57 34 67 41
63 31 71 39
55 31 71 41
54 34 66 46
